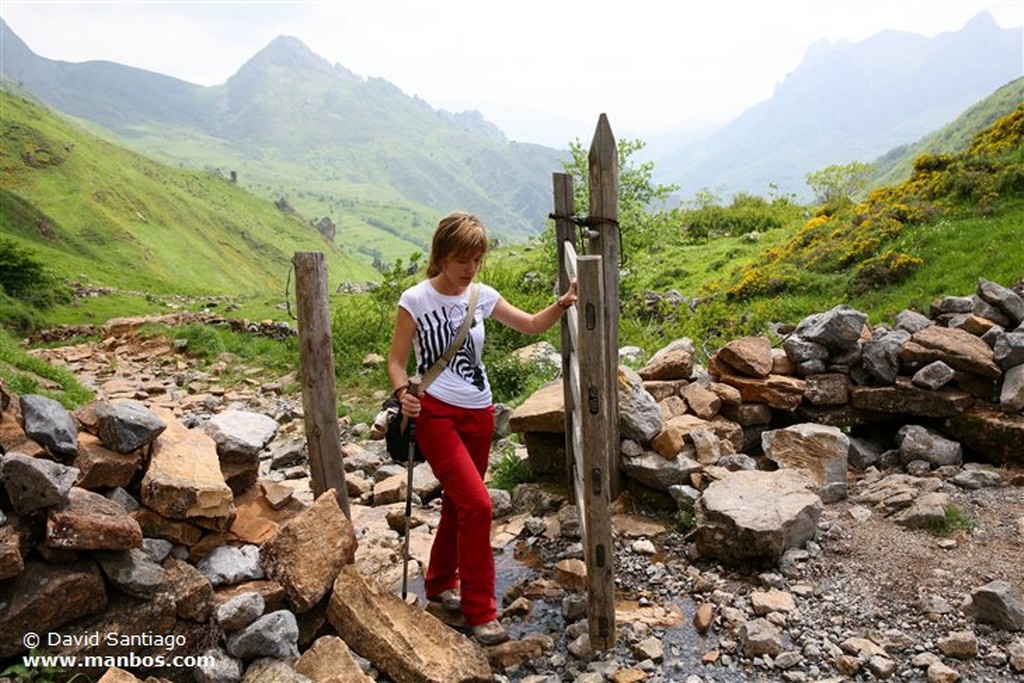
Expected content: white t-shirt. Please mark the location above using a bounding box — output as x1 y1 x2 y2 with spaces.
398 280 501 409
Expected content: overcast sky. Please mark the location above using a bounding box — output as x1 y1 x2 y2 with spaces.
3 1 1022 147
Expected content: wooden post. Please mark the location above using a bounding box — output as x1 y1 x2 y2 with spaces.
587 114 621 498
292 252 350 517
554 172 577 496
577 254 616 651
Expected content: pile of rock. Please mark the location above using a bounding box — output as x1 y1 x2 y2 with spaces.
0 387 498 683
510 277 1024 564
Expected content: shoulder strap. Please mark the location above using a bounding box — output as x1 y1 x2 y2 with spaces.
420 283 479 392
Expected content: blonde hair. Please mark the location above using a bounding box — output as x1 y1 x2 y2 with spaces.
426 212 488 277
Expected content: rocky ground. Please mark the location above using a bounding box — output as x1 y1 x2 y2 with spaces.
21 319 1024 683
477 469 1024 683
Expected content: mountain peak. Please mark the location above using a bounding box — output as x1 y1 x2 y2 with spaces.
962 10 1000 31
236 35 335 78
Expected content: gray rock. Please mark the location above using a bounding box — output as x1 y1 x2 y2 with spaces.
896 425 962 468
489 488 513 518
104 486 140 512
932 296 973 315
197 544 265 587
621 449 701 491
783 336 829 364
194 647 244 683
994 331 1024 371
894 309 933 334
891 491 950 529
973 296 1012 327
963 580 1024 631
205 410 279 462
859 330 910 386
269 438 307 471
978 278 1024 326
911 360 955 390
226 610 300 660
218 592 266 632
94 548 167 599
1001 364 1024 413
795 305 869 352
848 436 884 471
617 365 663 443
1 452 79 515
94 399 167 453
19 394 78 458
694 469 822 566
951 464 1004 489
141 538 174 563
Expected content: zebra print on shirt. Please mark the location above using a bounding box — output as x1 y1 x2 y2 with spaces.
414 301 486 391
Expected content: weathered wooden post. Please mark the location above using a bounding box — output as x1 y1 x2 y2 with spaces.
587 113 621 497
576 253 616 650
554 172 577 493
292 252 350 517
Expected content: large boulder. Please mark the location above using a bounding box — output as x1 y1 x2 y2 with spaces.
260 492 356 613
694 469 822 566
328 565 491 683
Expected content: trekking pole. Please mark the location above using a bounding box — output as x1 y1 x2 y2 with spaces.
401 376 421 601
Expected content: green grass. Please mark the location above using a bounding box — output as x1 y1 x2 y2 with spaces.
926 504 980 536
0 330 93 408
1 91 377 298
489 451 536 491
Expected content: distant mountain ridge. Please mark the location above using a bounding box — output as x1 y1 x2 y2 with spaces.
1 12 1020 255
0 22 564 263
653 11 1023 202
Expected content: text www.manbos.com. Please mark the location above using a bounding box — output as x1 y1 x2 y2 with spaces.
23 653 215 669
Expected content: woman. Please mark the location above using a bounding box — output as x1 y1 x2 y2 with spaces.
387 211 577 645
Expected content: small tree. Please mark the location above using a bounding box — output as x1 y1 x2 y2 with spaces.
561 137 679 251
806 161 873 205
0 239 67 308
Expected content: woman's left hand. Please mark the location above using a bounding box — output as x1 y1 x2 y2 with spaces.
557 279 579 310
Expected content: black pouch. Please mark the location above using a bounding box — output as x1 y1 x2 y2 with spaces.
383 395 424 463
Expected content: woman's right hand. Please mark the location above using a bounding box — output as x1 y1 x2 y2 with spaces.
400 389 421 418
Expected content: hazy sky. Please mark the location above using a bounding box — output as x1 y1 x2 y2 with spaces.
3 1 1022 147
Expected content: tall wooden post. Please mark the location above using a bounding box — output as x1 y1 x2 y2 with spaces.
292 252 350 517
554 172 577 495
577 254 616 650
587 114 621 498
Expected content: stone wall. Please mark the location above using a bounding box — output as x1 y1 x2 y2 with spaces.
510 277 1024 486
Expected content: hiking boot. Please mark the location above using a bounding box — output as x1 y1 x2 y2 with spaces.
471 619 509 646
427 588 461 612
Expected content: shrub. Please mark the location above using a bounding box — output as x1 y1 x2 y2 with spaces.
926 504 979 536
489 452 535 491
0 239 70 310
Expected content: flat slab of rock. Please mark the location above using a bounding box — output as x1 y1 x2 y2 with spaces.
0 560 107 657
508 381 564 434
900 325 1001 378
850 378 974 418
140 407 234 524
945 405 1024 467
46 487 143 550
328 565 491 683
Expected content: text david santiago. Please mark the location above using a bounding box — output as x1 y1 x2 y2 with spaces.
47 632 186 650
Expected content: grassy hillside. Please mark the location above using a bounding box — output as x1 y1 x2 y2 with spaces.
0 90 376 300
871 77 1024 189
658 103 1024 346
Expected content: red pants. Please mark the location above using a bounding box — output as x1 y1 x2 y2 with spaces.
415 393 496 626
